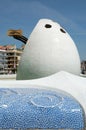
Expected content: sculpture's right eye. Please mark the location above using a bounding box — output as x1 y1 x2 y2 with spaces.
60 28 66 33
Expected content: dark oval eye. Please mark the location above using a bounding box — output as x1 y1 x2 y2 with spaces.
45 24 52 28
60 28 66 33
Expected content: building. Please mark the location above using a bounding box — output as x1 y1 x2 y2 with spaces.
0 45 23 74
81 60 86 74
0 49 8 74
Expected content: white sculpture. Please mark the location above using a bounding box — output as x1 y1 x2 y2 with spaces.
0 19 86 129
17 19 80 80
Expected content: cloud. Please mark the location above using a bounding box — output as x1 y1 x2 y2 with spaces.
0 0 85 34
26 1 86 34
0 0 86 41
72 33 86 35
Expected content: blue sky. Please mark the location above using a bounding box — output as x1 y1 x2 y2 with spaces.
0 0 86 61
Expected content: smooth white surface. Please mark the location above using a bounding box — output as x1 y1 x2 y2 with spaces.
0 71 86 114
0 74 16 80
17 19 80 80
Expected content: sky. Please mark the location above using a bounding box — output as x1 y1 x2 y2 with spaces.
0 0 86 61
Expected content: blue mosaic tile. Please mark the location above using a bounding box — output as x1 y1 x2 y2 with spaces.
0 88 85 129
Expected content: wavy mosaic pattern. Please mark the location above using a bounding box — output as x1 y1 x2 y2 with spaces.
0 88 85 129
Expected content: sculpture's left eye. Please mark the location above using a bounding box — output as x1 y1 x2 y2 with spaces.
60 28 66 33
45 24 52 28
